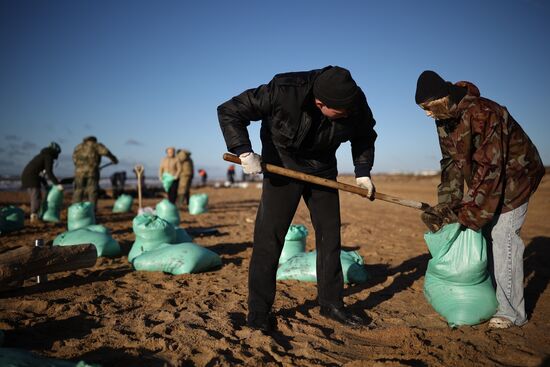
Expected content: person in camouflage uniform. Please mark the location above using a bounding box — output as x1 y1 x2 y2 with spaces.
72 136 118 208
176 149 194 207
415 70 545 329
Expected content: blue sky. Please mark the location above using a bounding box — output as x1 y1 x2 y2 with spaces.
1 0 549 180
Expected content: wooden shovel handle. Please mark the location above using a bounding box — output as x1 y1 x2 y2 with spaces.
223 153 430 211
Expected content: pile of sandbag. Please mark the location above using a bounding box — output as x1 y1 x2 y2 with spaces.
112 194 133 213
40 186 63 222
277 250 369 284
423 223 498 327
188 193 208 215
67 202 95 230
53 224 121 257
129 213 220 274
0 206 25 235
161 172 175 192
279 224 308 264
155 199 179 226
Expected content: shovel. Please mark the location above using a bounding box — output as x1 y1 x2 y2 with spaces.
134 164 145 214
223 153 430 211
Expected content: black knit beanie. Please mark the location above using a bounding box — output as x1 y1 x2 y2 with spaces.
415 70 451 104
313 66 360 110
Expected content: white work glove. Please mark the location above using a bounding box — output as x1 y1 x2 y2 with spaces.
56 184 64 191
239 152 262 175
356 176 375 201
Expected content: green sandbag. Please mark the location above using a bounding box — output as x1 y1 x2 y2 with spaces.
41 186 63 222
128 214 176 262
0 347 101 367
175 227 193 243
0 206 25 235
161 172 175 192
67 202 95 230
423 223 498 327
279 224 308 264
188 193 208 215
155 199 180 226
133 242 222 274
112 194 133 213
53 224 121 257
276 250 368 284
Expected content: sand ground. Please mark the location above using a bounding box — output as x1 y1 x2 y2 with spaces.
0 174 549 367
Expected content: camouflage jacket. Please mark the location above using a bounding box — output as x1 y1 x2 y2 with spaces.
436 81 544 230
176 150 194 178
72 141 115 176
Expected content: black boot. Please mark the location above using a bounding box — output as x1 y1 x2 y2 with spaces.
320 305 366 327
247 311 277 332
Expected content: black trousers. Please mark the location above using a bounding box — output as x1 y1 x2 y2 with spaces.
248 174 344 313
168 179 179 204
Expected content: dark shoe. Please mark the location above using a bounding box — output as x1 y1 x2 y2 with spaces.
247 311 277 332
320 305 365 327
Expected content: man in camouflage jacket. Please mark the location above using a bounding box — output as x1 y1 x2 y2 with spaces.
72 136 118 208
415 70 544 329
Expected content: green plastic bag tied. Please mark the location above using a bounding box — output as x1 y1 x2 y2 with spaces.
67 202 95 230
133 242 222 274
155 199 180 226
112 194 133 213
128 214 176 262
161 172 175 192
188 193 208 215
0 206 25 235
40 186 63 222
276 250 368 284
279 224 308 264
0 347 101 367
53 224 121 257
423 223 498 327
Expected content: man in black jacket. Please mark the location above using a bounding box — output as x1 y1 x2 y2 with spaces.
21 142 64 223
218 66 377 331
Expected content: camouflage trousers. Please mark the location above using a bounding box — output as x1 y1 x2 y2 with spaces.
73 174 99 207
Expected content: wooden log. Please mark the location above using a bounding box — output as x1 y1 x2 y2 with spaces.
0 244 97 290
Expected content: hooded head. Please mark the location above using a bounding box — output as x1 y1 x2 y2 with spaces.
313 66 360 112
415 70 468 119
47 141 61 159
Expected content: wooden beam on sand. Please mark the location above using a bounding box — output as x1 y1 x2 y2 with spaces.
0 244 97 291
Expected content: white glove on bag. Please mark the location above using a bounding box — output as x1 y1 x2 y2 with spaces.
56 184 64 191
239 152 262 175
356 176 375 200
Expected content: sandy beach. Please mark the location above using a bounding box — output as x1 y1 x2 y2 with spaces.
0 173 549 367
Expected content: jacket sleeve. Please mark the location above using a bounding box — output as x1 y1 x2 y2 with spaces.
457 114 506 231
217 83 272 154
44 154 59 185
174 160 182 178
350 91 377 177
437 125 465 208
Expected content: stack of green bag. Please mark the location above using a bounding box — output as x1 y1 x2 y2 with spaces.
40 186 63 222
188 193 208 215
155 199 180 226
67 202 95 230
423 223 498 327
161 172 175 192
128 214 176 262
113 194 133 213
277 250 368 284
0 206 25 235
53 224 121 257
133 242 222 274
279 224 308 264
